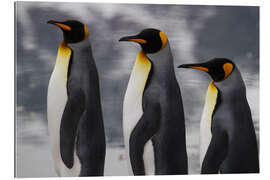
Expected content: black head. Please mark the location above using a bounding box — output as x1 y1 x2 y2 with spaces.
47 20 89 43
178 58 235 82
119 28 167 54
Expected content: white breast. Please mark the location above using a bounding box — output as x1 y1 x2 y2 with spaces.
123 51 155 175
47 43 81 176
200 81 218 167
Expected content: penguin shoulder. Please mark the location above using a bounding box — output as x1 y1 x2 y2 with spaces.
143 87 161 105
212 101 236 130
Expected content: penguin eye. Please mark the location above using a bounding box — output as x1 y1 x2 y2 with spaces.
208 65 225 82
140 31 165 54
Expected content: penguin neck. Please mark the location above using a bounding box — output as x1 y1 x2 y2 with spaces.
54 41 72 82
68 37 91 49
67 38 94 67
214 67 246 100
56 41 71 60
146 41 175 84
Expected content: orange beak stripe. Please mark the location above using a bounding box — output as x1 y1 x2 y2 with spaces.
190 66 209 72
55 23 71 31
128 38 147 44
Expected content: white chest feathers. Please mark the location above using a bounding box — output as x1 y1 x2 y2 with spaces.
123 51 155 175
47 42 81 176
200 81 218 167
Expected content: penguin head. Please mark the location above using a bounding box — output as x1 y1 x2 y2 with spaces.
119 28 167 54
178 58 235 82
47 20 89 43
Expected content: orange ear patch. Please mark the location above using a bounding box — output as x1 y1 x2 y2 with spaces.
223 63 234 79
84 25 89 40
159 31 167 49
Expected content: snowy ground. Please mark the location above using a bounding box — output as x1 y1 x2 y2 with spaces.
16 142 129 177
15 109 259 177
15 122 201 177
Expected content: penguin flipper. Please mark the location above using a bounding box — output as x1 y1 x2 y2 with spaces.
129 106 160 175
76 110 106 176
60 90 85 169
201 131 228 174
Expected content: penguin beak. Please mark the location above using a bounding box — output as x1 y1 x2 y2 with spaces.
178 63 209 72
47 20 71 31
119 35 147 44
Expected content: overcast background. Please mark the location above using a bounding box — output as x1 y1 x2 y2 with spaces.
15 2 259 177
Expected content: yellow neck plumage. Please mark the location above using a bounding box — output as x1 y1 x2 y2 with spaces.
200 81 219 167
205 81 219 124
54 41 72 84
132 50 152 96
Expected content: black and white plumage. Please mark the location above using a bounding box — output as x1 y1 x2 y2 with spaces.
120 29 188 175
179 58 259 174
47 20 105 177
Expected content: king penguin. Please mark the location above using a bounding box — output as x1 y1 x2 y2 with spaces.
178 58 259 174
47 20 105 177
119 29 188 175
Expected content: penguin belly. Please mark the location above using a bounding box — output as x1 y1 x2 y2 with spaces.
123 51 154 175
200 81 218 167
47 43 81 176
